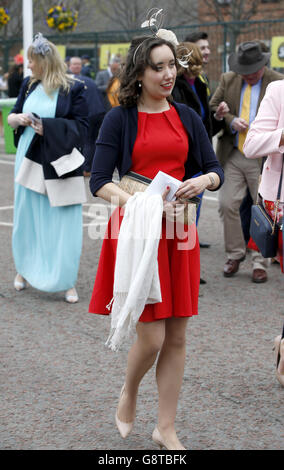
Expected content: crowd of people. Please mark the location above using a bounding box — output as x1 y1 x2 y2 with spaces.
6 19 284 450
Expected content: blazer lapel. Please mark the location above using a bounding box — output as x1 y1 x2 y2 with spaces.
257 67 269 110
231 74 243 116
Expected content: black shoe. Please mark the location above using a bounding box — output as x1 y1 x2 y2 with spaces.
200 278 206 284
199 242 211 248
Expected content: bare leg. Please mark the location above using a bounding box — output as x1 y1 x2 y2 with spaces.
275 335 284 386
117 319 166 423
279 343 284 375
155 317 189 449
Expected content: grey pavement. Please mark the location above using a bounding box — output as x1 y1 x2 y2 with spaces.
0 137 283 451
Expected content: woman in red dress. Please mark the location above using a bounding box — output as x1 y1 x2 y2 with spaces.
89 35 224 449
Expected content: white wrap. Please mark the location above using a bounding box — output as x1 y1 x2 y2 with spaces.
106 192 163 351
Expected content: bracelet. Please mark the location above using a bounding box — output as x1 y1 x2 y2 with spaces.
207 174 215 188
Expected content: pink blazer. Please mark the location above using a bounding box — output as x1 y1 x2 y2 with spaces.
243 79 284 202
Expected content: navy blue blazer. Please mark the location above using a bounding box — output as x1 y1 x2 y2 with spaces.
90 102 224 196
11 76 89 145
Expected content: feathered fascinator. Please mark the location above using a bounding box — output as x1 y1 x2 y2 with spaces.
176 45 193 69
156 29 179 46
141 8 165 33
32 33 51 56
133 8 191 66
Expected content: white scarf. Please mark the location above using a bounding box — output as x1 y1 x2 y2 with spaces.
105 192 163 351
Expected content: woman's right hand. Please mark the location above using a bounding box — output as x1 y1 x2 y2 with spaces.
8 113 32 129
162 187 186 222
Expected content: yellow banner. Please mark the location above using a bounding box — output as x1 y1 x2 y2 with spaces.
271 37 284 68
99 43 130 70
56 45 66 60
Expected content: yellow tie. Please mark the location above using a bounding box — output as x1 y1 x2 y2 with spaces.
238 84 252 153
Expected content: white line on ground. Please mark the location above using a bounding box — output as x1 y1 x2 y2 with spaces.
0 159 14 165
0 222 13 227
0 205 14 210
1 220 109 229
83 222 107 228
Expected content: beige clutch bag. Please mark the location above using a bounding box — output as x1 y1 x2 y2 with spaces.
117 171 199 226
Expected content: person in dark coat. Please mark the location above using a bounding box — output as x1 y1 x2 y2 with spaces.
68 56 106 175
81 54 93 78
173 42 228 146
172 42 228 278
7 64 23 97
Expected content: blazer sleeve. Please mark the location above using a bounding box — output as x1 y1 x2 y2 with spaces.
9 78 31 146
89 107 123 195
10 77 30 114
193 112 224 188
243 81 284 158
209 74 236 131
209 75 225 111
68 81 89 143
180 104 224 189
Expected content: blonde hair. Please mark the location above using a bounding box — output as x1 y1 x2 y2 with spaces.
28 40 73 95
177 42 203 77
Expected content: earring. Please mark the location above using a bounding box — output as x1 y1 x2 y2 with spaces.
138 81 142 88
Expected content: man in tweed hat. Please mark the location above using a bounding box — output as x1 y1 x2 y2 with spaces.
210 41 283 283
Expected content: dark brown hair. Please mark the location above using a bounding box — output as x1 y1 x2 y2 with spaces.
184 31 208 43
118 35 177 108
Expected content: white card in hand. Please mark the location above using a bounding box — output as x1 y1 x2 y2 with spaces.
144 171 182 201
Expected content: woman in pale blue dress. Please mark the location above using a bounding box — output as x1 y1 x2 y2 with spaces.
8 34 88 303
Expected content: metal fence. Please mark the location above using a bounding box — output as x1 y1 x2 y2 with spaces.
174 18 284 91
2 18 284 92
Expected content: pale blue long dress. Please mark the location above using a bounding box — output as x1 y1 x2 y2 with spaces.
12 84 83 292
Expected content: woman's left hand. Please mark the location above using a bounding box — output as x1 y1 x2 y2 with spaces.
30 120 44 136
175 175 209 199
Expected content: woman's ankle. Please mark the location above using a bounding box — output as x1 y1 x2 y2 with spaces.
156 424 184 447
157 423 177 437
278 339 284 374
117 385 137 422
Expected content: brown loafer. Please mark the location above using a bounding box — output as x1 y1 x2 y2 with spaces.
252 268 267 283
223 256 245 277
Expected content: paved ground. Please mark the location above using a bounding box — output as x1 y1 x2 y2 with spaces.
0 138 283 451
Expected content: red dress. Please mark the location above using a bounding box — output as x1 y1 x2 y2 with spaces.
89 107 200 322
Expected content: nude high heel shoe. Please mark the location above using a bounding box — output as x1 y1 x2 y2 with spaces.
14 274 27 291
152 427 166 449
152 427 186 450
274 335 284 387
65 287 79 304
115 385 134 439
